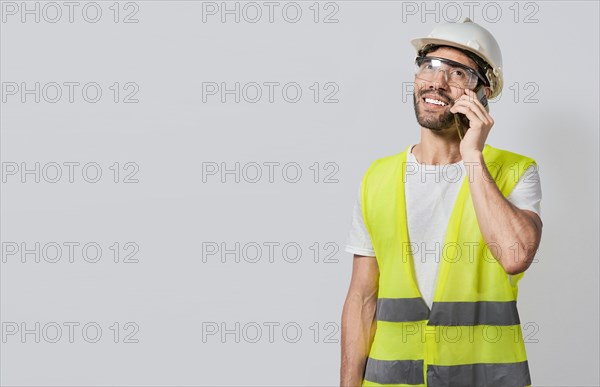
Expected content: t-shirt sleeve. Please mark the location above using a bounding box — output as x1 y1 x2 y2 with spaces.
345 182 376 257
506 164 542 219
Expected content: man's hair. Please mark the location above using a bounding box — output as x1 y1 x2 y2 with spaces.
418 43 490 86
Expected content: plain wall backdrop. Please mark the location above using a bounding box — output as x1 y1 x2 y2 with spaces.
1 1 598 386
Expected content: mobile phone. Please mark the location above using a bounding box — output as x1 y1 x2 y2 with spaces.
455 84 488 139
475 84 489 112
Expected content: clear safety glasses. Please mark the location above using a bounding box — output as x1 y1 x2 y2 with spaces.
414 56 487 89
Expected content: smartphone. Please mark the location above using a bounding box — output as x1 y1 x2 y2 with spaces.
455 84 488 138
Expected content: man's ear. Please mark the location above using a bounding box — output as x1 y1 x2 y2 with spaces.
484 86 492 99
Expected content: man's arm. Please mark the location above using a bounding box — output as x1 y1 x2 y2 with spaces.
464 152 543 275
340 255 379 387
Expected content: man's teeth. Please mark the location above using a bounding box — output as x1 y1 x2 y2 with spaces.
424 98 447 106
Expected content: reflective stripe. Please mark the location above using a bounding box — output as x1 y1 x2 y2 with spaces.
376 298 430 322
428 301 520 326
365 358 424 385
427 361 531 386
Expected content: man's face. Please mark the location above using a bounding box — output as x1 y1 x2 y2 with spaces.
412 46 480 132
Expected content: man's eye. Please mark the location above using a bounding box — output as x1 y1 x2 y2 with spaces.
451 70 465 78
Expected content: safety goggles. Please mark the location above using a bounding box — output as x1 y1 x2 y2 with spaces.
414 56 487 89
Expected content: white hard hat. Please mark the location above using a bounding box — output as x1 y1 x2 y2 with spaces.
410 17 503 99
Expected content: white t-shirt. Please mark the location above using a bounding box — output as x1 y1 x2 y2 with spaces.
345 144 542 309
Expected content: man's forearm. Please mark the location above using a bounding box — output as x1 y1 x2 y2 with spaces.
464 150 541 274
340 294 377 386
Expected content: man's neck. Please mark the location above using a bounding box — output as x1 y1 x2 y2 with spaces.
412 127 462 165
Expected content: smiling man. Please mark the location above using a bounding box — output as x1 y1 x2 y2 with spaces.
340 18 542 386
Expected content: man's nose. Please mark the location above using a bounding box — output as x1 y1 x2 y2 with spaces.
430 68 449 89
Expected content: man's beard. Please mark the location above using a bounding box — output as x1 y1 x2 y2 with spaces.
412 91 455 131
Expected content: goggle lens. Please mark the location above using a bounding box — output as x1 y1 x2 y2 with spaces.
415 56 482 89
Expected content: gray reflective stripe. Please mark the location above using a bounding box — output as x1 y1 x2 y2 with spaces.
427 361 531 387
364 358 424 385
428 301 520 326
376 298 430 322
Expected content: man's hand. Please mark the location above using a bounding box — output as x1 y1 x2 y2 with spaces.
450 88 494 159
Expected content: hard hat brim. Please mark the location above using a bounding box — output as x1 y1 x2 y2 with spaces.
410 37 497 71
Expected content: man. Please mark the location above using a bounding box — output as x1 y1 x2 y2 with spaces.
340 18 542 387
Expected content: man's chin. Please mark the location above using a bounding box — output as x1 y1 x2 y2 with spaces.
417 115 454 131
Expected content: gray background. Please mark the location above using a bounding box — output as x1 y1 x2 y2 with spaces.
1 1 598 386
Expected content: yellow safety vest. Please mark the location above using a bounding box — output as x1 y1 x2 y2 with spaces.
361 144 536 387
